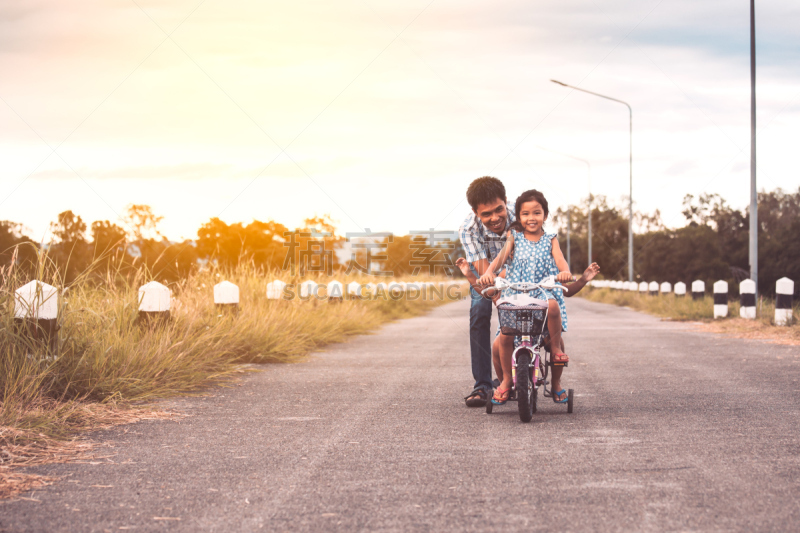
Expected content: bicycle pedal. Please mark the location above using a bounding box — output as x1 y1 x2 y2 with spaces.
548 361 568 368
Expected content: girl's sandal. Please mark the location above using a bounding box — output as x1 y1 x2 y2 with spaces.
491 387 511 405
552 389 569 404
552 353 570 363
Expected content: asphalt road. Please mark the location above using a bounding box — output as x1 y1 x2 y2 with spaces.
3 298 800 532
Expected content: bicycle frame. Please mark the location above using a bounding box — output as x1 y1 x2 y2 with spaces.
511 314 546 395
483 276 566 397
482 276 575 418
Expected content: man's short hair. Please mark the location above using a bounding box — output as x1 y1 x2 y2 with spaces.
466 176 506 211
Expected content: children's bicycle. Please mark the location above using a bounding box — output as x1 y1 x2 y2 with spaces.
481 277 574 422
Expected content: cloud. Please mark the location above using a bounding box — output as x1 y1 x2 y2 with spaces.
0 0 798 240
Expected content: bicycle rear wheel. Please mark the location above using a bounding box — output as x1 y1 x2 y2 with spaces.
516 352 534 423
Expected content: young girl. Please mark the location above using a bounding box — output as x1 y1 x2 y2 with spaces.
478 189 573 405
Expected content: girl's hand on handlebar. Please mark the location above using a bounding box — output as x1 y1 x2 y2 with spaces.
556 271 573 283
555 271 572 282
478 270 496 286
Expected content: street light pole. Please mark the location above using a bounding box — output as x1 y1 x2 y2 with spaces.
551 79 632 281
749 0 758 298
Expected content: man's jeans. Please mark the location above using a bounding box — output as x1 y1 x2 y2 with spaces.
469 286 494 393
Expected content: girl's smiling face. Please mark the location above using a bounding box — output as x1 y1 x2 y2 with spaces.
519 200 547 235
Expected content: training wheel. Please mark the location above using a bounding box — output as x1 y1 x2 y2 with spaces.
567 388 574 414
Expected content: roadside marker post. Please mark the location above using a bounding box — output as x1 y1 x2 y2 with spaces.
214 281 239 313
366 283 378 299
649 281 658 296
347 281 362 299
775 278 794 326
138 281 171 324
299 280 319 300
376 282 388 299
660 282 672 294
327 280 344 302
674 282 686 297
405 282 421 300
739 279 756 319
691 280 705 300
638 281 648 294
713 280 729 318
14 280 59 354
266 280 287 300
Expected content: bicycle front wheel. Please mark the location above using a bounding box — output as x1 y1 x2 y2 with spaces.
516 351 534 423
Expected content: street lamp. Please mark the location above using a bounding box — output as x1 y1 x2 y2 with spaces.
551 79 633 282
749 0 758 297
535 146 592 269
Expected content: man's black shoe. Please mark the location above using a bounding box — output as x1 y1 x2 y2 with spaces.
464 388 487 407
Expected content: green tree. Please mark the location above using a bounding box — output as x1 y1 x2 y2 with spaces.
196 217 289 270
0 221 37 274
49 210 90 282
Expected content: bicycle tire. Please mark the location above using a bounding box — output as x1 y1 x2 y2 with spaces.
516 352 534 423
567 388 574 414
486 395 493 414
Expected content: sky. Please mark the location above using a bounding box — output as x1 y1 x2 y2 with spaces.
1 0 798 242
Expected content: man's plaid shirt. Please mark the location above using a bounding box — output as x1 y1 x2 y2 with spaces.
458 201 516 266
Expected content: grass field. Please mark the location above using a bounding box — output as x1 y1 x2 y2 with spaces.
0 255 465 497
580 287 800 345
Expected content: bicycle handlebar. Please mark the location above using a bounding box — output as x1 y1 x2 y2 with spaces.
479 275 569 298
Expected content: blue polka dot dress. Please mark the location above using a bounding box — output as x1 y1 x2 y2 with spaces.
503 229 568 333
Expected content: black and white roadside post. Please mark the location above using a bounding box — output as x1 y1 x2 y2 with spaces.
691 280 705 300
375 282 388 300
138 281 171 324
638 281 648 295
713 280 729 319
327 280 344 303
739 279 756 319
14 280 58 354
366 283 377 299
388 281 404 299
347 281 362 300
660 282 672 295
674 282 686 297
775 277 794 326
266 280 287 300
214 280 239 314
405 282 421 301
649 281 658 296
300 280 319 301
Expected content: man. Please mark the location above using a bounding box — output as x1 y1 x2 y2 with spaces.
458 176 515 407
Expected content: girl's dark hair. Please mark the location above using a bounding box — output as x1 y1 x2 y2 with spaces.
510 189 549 231
466 176 506 210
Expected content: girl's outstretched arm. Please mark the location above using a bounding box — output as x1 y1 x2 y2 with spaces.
564 262 600 297
478 231 514 286
549 237 572 282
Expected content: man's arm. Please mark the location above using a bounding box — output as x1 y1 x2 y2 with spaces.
458 217 488 275
471 258 490 277
478 232 514 285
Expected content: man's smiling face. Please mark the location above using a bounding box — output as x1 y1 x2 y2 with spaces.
473 198 508 235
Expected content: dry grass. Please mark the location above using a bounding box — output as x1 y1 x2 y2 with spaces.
0 403 179 499
1 252 465 498
689 318 800 346
581 287 800 345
